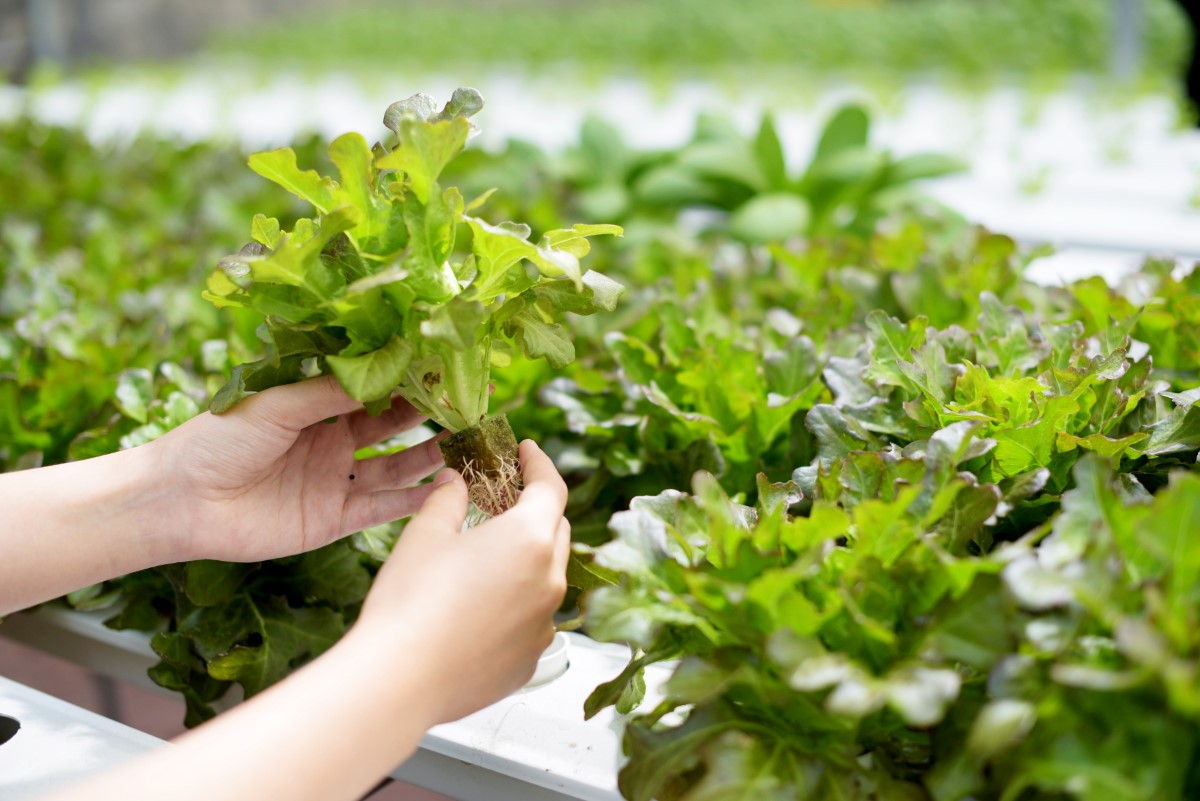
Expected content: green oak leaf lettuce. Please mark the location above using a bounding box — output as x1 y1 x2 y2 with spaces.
585 456 1200 801
206 88 623 432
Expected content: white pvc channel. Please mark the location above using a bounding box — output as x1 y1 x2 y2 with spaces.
0 674 164 801
0 608 650 800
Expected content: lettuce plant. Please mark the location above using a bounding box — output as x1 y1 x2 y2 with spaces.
584 457 1200 801
579 283 1200 799
205 88 622 515
578 104 965 243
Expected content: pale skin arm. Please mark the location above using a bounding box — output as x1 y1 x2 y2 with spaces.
0 375 448 616
0 376 571 801
0 444 180 616
38 447 570 801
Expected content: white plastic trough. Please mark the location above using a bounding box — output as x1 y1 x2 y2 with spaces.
0 607 669 801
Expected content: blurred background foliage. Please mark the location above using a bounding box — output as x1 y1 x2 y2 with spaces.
209 0 1191 84
2 0 1191 89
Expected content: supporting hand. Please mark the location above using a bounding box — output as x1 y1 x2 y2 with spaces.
352 439 571 724
37 440 574 801
156 375 446 562
0 375 447 614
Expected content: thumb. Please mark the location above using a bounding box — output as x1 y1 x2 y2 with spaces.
407 469 469 535
237 375 363 431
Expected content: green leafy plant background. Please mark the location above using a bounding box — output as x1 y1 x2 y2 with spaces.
1 92 1198 799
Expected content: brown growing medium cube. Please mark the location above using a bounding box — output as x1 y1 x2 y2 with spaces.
437 413 520 518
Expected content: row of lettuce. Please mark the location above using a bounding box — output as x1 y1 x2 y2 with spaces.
202 0 1191 86
2 108 1199 801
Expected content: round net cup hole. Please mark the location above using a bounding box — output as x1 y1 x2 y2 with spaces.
0 715 19 746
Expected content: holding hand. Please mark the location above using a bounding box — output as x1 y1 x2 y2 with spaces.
13 372 575 801
1 374 443 614
163 373 574 720
154 375 446 562
352 439 571 724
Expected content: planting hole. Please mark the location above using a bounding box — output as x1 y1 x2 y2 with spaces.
525 632 570 688
0 715 19 746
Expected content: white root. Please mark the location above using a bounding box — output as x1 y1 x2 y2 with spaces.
460 455 522 523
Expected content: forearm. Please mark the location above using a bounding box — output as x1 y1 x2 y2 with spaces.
0 443 184 616
40 626 436 801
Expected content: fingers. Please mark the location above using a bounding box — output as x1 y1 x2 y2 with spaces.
551 517 571 576
515 440 568 519
346 395 428 449
406 469 469 533
539 622 557 652
341 481 440 534
350 438 444 494
239 375 362 431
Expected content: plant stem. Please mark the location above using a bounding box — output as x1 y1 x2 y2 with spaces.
441 337 490 430
398 337 491 433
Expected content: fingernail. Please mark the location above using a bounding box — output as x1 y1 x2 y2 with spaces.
433 468 459 487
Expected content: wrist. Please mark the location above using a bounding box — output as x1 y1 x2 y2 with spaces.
337 616 447 731
120 438 193 565
68 442 191 569
0 441 192 615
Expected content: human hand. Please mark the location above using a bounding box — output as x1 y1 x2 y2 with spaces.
22 436 568 801
152 376 445 562
351 440 570 725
